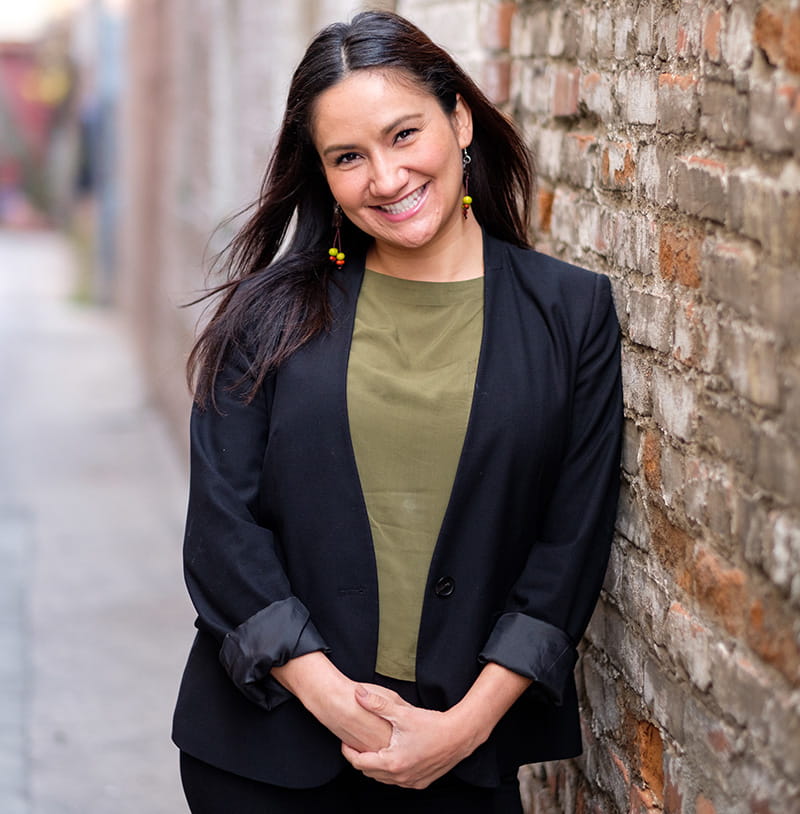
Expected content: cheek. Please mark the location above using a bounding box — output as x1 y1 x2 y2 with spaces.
432 143 462 180
325 172 363 208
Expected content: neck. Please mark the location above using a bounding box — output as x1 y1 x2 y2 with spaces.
365 217 484 282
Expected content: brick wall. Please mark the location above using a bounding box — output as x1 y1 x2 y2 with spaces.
509 1 800 812
397 0 517 104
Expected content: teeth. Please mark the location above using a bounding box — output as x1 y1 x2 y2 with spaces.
379 186 425 214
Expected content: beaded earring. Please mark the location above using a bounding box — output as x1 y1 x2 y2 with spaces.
327 204 346 267
461 148 473 220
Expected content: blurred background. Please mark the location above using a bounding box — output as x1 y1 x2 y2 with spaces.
0 0 403 438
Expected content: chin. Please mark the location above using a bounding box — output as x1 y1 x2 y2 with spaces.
380 220 443 249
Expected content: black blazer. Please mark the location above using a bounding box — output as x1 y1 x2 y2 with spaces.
172 233 623 789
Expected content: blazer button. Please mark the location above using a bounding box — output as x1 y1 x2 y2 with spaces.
434 576 455 597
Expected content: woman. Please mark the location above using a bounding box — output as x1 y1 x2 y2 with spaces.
172 10 622 813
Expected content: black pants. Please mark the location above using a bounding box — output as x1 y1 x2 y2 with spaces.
181 751 523 813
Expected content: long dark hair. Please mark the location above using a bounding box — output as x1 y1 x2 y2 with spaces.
189 10 535 407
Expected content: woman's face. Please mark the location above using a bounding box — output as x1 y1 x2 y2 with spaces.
312 69 473 254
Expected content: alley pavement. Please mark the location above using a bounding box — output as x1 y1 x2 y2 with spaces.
0 229 193 813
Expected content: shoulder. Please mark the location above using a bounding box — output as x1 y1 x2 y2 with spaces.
485 234 615 328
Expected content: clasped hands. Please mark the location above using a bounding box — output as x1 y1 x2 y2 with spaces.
339 683 480 790
271 653 527 790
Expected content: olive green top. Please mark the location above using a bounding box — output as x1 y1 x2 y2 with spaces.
347 268 484 680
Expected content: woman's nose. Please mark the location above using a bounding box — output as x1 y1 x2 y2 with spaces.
369 154 408 199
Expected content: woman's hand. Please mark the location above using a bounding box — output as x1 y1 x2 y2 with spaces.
271 653 392 753
340 684 482 789
341 663 533 789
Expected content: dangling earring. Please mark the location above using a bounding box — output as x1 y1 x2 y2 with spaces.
328 204 346 267
461 148 473 220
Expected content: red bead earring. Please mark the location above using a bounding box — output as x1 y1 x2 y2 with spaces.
461 148 473 220
328 204 346 267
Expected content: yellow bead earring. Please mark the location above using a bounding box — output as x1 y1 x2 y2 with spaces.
328 204 346 267
461 148 473 220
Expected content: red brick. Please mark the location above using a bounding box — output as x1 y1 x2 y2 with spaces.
635 720 664 800
707 728 732 755
786 8 800 73
481 1 517 51
610 748 631 785
676 26 689 56
691 545 747 635
649 504 694 583
546 762 558 795
696 793 717 814
599 141 636 191
750 799 776 814
659 73 697 92
536 188 554 234
642 430 661 491
703 8 723 62
630 785 661 813
747 594 800 682
659 223 702 288
663 765 683 814
552 67 581 116
754 5 784 66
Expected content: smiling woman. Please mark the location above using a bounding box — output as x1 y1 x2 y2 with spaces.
172 10 622 814
313 70 480 277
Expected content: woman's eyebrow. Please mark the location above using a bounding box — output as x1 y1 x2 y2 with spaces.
321 113 423 156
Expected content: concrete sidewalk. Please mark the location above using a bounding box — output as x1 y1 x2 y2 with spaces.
0 229 193 813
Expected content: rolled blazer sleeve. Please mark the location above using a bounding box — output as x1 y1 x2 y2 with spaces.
479 272 622 703
184 343 329 711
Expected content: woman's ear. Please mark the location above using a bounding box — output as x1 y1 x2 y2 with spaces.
453 94 474 149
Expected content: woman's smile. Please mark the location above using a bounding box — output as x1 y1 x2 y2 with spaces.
372 183 429 220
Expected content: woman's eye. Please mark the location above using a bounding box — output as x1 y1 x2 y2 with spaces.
395 128 417 143
335 152 361 166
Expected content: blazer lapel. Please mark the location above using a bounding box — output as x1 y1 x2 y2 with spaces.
431 233 557 561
